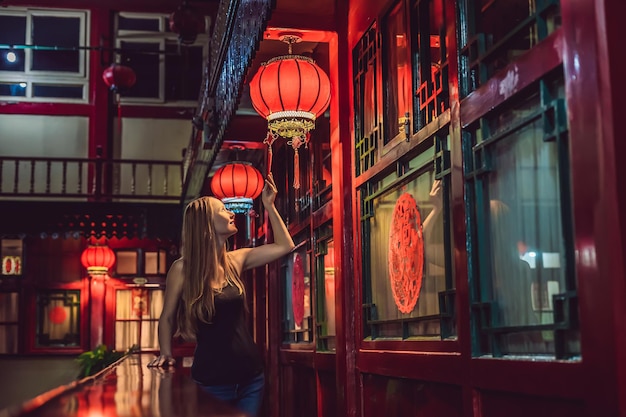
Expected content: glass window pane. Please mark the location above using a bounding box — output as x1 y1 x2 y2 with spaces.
32 84 83 98
323 240 336 350
0 291 19 354
115 321 138 351
120 41 160 98
0 15 26 71
115 288 162 352
383 2 409 143
165 42 203 101
31 16 81 72
283 244 312 344
145 251 158 274
116 251 138 275
487 120 565 353
118 15 161 31
158 250 166 274
0 49 26 71
2 239 23 275
36 290 80 347
0 82 27 96
0 15 26 43
365 167 446 338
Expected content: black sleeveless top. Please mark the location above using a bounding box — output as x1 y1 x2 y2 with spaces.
191 284 264 385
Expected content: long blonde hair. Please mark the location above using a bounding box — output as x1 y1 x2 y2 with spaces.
176 196 246 340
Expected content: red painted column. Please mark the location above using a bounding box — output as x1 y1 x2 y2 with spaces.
561 0 626 415
89 275 107 349
330 3 358 416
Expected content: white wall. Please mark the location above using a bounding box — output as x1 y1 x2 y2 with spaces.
0 114 88 157
0 115 88 199
115 118 191 199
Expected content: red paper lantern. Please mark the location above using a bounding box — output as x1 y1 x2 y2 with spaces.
169 2 204 45
81 245 116 276
249 55 331 139
211 162 264 200
102 64 136 93
249 35 331 189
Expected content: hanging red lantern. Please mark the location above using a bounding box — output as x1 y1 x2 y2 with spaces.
169 1 204 45
249 54 331 136
81 245 116 276
249 33 331 188
102 64 136 94
210 162 264 214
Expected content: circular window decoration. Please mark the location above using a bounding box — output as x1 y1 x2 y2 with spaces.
292 253 305 327
388 192 424 314
49 306 67 325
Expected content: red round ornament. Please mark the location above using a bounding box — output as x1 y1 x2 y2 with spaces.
388 193 424 314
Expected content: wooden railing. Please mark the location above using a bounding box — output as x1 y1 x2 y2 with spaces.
0 156 184 202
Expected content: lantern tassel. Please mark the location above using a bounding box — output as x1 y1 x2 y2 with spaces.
293 148 300 189
263 131 278 176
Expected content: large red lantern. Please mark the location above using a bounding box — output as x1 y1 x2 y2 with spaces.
210 162 264 214
102 64 136 94
249 33 331 188
249 54 331 137
81 245 116 276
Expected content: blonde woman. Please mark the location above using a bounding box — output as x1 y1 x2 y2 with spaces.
149 173 294 416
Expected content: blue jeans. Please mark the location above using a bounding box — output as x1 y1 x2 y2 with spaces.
198 372 265 417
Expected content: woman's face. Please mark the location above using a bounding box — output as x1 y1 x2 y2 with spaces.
209 197 237 237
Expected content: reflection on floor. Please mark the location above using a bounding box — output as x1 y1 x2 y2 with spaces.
1 354 246 417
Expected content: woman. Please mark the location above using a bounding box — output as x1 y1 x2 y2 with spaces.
148 173 294 417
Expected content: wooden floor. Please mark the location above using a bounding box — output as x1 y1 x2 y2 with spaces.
0 354 247 417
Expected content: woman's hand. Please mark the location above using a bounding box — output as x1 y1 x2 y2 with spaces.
147 354 176 368
429 179 443 211
262 173 278 207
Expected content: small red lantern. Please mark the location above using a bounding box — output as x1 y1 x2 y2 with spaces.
102 64 136 93
81 245 116 276
210 162 264 214
169 1 204 45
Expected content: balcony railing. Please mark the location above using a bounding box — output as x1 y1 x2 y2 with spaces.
0 156 183 202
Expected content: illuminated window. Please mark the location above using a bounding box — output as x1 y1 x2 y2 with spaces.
361 133 455 340
315 224 336 352
382 1 410 145
1 238 23 276
115 250 138 276
0 292 19 354
144 249 166 275
465 74 578 359
282 237 313 345
36 290 80 347
115 288 163 351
